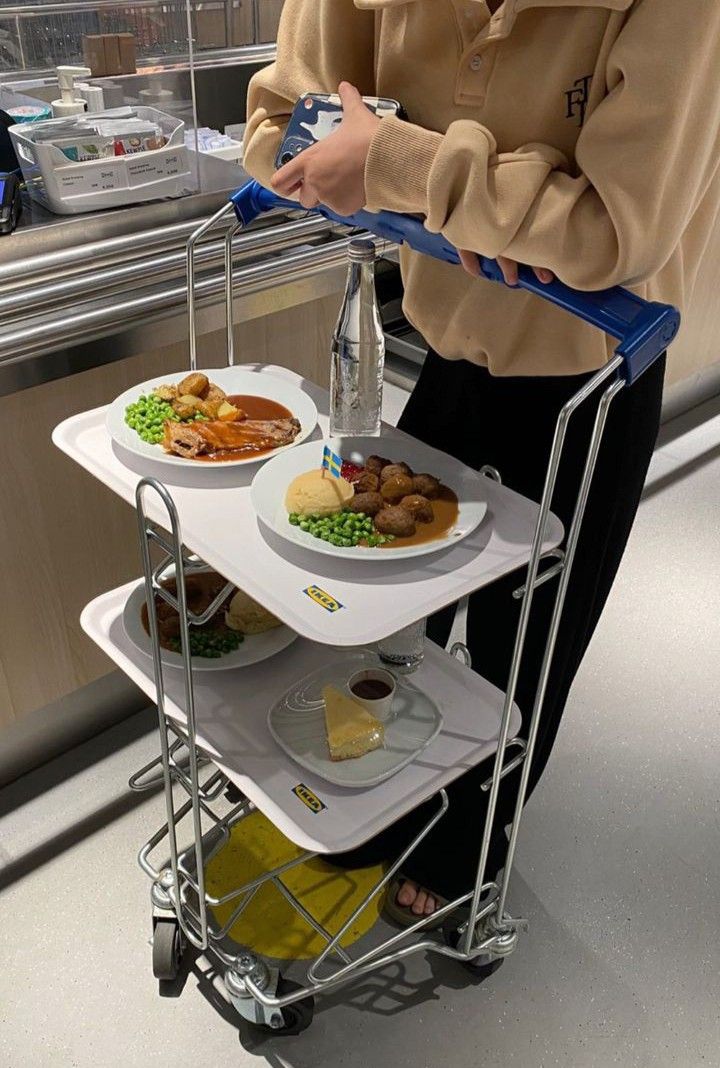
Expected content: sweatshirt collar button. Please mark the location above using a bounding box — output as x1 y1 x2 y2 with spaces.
469 55 483 71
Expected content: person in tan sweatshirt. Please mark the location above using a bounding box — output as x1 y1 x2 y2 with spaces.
244 0 720 925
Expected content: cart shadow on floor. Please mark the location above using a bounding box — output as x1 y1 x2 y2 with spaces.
162 866 654 1066
641 441 720 503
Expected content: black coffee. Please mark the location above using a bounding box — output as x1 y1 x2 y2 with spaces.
351 678 392 701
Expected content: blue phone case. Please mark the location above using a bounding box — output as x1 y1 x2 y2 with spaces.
275 93 404 170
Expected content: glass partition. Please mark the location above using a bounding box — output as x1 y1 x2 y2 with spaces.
0 0 284 77
0 1 283 216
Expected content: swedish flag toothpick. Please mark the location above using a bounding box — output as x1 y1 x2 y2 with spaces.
322 445 343 479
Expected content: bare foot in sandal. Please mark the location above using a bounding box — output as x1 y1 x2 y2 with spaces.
397 879 440 916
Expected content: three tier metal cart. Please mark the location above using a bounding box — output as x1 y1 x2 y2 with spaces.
53 180 679 1035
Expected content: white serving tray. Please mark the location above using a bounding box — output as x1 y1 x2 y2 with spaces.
81 580 522 854
53 364 564 646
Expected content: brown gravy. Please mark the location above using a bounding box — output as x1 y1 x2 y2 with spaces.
226 395 292 420
378 487 460 549
195 394 293 463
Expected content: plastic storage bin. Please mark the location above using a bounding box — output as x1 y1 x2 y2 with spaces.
9 106 194 215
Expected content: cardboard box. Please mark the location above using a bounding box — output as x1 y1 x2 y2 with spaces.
82 35 107 78
258 0 284 43
195 9 226 49
117 33 137 75
103 34 122 77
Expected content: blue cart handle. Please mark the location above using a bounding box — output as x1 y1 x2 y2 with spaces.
232 180 679 385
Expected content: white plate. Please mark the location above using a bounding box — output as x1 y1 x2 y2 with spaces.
122 580 297 672
268 655 443 788
106 367 318 469
251 432 488 561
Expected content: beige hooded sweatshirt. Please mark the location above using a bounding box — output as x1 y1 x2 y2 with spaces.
245 0 720 377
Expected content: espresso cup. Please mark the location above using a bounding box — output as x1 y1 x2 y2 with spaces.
347 667 397 722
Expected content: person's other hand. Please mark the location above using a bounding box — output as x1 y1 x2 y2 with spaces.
458 249 555 286
271 82 380 215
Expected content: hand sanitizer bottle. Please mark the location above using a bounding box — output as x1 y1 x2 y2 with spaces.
330 239 385 438
52 67 92 118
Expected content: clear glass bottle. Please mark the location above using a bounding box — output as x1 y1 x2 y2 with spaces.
330 238 385 437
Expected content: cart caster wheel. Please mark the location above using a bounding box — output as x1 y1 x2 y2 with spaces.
259 977 315 1036
443 926 504 983
152 920 184 981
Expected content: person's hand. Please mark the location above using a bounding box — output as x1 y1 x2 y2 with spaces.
458 249 555 286
271 82 380 215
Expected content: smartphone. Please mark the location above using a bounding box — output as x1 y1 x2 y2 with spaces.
275 92 405 170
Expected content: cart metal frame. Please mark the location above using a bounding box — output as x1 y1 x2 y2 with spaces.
129 188 677 1032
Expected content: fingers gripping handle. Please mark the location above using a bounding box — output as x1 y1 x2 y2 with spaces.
478 260 680 385
231 180 680 385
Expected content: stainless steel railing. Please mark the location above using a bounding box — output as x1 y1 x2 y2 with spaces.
0 215 330 313
0 236 357 368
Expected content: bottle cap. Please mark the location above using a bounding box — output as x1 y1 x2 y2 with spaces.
348 238 376 263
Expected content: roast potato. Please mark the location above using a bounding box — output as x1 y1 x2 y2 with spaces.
177 372 209 398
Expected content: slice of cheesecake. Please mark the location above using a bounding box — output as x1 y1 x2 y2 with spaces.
322 684 385 762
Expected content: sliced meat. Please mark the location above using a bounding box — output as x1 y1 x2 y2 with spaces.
164 417 300 457
163 422 204 458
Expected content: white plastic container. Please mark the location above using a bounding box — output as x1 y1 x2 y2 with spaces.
185 127 244 165
9 106 194 215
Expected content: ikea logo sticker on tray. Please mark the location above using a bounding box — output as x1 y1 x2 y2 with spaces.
304 585 344 613
292 783 327 814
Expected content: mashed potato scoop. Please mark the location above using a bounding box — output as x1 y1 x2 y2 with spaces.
285 469 354 517
225 590 282 634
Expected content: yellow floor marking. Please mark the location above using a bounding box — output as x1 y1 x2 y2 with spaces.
205 811 385 960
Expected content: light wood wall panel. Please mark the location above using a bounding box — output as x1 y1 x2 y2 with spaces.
0 292 340 730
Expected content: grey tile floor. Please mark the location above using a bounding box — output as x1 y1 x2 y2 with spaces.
1 396 719 1067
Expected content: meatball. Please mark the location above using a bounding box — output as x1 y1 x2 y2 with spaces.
381 474 414 503
374 506 416 538
355 470 380 494
380 462 413 483
348 492 384 517
400 494 434 523
365 454 392 475
412 473 441 500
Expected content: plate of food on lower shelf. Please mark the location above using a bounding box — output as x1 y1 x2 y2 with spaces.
123 567 297 671
106 367 318 468
251 434 488 561
268 656 443 788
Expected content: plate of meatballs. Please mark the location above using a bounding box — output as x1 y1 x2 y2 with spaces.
250 433 489 561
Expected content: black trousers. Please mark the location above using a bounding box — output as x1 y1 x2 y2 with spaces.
329 348 666 901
